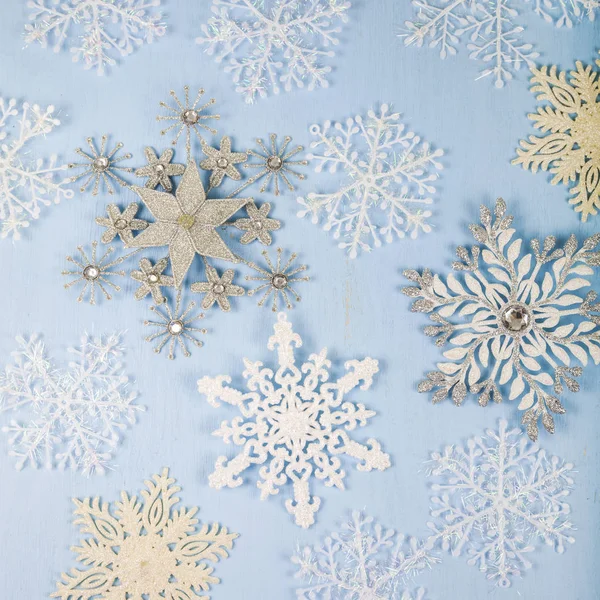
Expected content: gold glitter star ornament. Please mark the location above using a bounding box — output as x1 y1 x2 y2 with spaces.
52 469 237 600
514 60 600 221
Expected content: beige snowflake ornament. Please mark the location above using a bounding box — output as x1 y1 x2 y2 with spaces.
52 469 237 600
513 60 600 221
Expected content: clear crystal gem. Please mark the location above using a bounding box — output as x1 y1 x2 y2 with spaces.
154 163 165 174
216 157 229 169
267 155 283 171
213 283 225 295
168 320 184 335
252 220 263 229
272 274 288 289
83 265 100 280
501 305 531 333
182 109 199 125
114 218 127 230
92 156 110 172
148 274 159 284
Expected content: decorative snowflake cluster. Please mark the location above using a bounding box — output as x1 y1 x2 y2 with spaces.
64 86 310 359
196 0 351 103
197 312 390 528
0 97 72 240
24 0 166 75
292 512 435 599
514 59 600 222
297 104 444 258
403 198 600 440
0 333 141 475
426 420 575 587
52 469 237 599
403 0 600 88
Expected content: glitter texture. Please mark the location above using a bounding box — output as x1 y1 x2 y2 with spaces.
200 135 247 188
135 147 185 192
131 257 175 304
95 203 148 244
191 265 245 312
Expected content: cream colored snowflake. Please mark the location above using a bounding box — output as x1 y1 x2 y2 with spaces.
52 469 237 600
513 60 600 221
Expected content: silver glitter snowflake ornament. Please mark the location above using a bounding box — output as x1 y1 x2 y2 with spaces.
425 420 575 587
95 203 148 244
200 136 247 188
24 0 166 75
298 104 444 258
196 0 351 103
0 97 73 240
135 147 185 191
403 198 600 440
293 512 436 599
131 257 175 304
234 202 280 245
197 312 390 528
191 265 245 312
0 333 142 474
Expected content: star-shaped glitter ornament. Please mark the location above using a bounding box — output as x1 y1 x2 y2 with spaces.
134 147 185 192
191 265 244 312
128 161 249 287
200 136 247 188
131 257 175 304
234 202 280 245
95 203 148 244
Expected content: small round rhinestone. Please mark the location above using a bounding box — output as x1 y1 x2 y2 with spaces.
83 265 100 280
114 218 128 230
92 156 110 172
213 283 225 295
148 274 159 284
154 163 165 174
182 109 199 125
501 305 531 333
168 320 184 335
267 156 283 171
216 157 229 169
272 274 288 289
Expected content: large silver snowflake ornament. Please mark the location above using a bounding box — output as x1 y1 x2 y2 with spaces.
425 420 575 587
24 0 167 75
297 104 444 258
402 0 599 88
196 0 351 103
292 511 435 599
0 333 142 475
0 97 73 240
403 198 600 440
197 312 390 528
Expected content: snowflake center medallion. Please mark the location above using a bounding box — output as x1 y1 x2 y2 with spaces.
182 109 199 125
148 273 159 284
92 156 110 172
113 218 128 230
154 163 165 174
177 214 195 230
500 304 532 334
167 320 184 335
267 155 283 171
216 157 229 169
271 273 288 289
270 404 316 445
571 103 600 158
82 265 100 281
212 283 225 295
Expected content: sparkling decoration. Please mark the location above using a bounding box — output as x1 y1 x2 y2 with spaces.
95 203 148 244
129 161 249 287
131 257 175 303
297 105 444 258
245 248 309 311
144 292 207 359
403 198 600 440
292 511 435 599
0 333 141 474
191 265 245 312
134 147 185 192
197 312 390 528
425 420 575 587
196 0 351 103
51 469 237 599
24 0 166 75
200 135 247 188
63 241 134 304
0 97 72 240
69 135 133 195
157 87 220 159
234 202 280 245
402 0 599 89
513 60 600 221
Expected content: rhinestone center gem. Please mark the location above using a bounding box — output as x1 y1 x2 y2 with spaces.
213 283 225 295
500 304 531 333
168 320 184 335
272 274 288 289
114 218 128 230
154 163 165 174
177 214 196 230
216 157 229 169
92 156 110 172
148 274 159 284
182 109 199 125
267 155 283 171
83 265 100 280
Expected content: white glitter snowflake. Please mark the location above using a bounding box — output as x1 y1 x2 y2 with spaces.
197 312 390 528
24 0 166 75
0 333 141 475
426 420 575 587
403 198 600 440
402 0 599 88
292 511 435 599
0 97 72 240
196 0 351 103
297 104 444 258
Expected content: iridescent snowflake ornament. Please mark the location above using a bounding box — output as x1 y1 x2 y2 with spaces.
426 420 575 587
403 198 600 440
298 105 444 258
52 469 237 599
25 0 166 75
0 333 141 474
0 97 72 240
197 312 390 528
196 0 351 103
293 512 435 599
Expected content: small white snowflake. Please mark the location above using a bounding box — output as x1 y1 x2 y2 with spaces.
292 511 435 599
196 0 351 103
297 104 444 258
0 333 142 475
402 0 599 88
24 0 167 75
197 312 390 528
425 419 575 587
0 98 73 240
